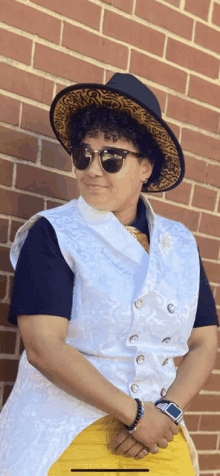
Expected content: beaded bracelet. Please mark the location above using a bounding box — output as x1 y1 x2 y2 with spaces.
124 398 145 434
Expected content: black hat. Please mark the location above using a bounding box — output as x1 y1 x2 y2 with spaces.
49 73 185 193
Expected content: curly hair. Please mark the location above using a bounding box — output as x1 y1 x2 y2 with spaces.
67 104 164 189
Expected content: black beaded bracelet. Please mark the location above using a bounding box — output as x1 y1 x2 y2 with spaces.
124 398 145 434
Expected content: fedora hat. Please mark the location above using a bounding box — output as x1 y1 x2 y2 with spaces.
49 73 185 193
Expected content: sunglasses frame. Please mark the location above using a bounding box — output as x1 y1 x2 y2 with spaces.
71 143 143 173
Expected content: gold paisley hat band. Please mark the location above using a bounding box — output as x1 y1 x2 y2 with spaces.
49 73 185 194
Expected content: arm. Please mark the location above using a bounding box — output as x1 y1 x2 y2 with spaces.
18 314 137 426
164 325 219 411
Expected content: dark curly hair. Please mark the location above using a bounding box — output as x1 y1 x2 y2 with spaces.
67 104 164 189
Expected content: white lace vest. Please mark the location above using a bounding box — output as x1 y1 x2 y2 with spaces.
0 193 200 475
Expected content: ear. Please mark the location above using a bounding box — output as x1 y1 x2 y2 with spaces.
141 157 153 179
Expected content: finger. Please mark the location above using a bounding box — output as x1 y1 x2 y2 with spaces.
133 447 149 460
108 431 131 452
123 442 148 459
164 430 174 443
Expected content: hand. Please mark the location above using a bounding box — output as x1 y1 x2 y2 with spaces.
107 402 179 460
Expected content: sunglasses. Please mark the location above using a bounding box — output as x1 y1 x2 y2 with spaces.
71 143 143 174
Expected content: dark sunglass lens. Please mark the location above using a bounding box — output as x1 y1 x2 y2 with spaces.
101 150 124 173
72 145 91 170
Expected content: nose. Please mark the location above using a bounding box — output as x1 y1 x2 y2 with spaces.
87 151 104 176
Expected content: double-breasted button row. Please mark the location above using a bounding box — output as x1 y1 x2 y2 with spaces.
162 358 169 366
167 303 175 313
136 354 145 364
129 335 138 343
131 384 139 393
134 299 143 309
162 337 171 343
161 388 167 397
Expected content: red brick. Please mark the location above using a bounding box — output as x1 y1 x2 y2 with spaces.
3 384 15 405
195 236 219 260
0 0 61 44
199 453 220 472
166 121 180 140
34 43 103 84
41 140 72 172
31 0 101 30
192 185 217 211
184 0 211 21
149 197 199 231
0 29 32 65
202 372 220 391
0 359 19 381
165 181 192 205
0 158 13 187
46 199 71 210
212 2 220 27
200 414 220 431
135 0 193 40
0 125 38 162
187 393 220 412
181 128 220 162
188 76 220 110
0 63 53 106
130 50 187 93
216 287 220 306
0 219 8 243
0 247 13 273
166 38 219 80
0 94 20 126
21 103 53 139
205 260 220 286
100 0 134 13
63 22 128 69
163 0 180 6
0 189 44 220
10 220 25 243
0 275 7 299
103 10 165 57
0 331 16 354
207 164 220 189
184 154 207 184
16 163 77 201
192 433 217 450
183 414 200 431
199 213 220 240
195 21 220 55
167 95 219 134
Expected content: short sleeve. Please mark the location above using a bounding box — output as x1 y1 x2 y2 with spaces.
193 247 219 328
7 216 75 326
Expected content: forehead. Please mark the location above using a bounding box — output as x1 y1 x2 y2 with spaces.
82 131 137 151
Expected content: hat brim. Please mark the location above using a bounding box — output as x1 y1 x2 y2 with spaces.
50 83 185 193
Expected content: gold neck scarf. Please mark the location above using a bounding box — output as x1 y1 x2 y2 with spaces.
125 226 150 254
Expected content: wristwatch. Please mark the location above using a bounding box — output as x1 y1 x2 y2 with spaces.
154 398 183 424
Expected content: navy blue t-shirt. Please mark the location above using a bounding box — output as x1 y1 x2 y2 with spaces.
7 198 219 328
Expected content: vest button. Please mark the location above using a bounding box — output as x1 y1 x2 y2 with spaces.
131 384 139 393
162 358 169 366
136 354 145 364
161 388 167 397
130 335 138 343
134 299 143 309
167 304 175 313
162 337 171 343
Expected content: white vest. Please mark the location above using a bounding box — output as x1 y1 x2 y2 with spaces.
0 193 200 475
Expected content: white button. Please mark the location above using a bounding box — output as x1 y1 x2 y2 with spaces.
136 354 145 364
162 337 171 343
162 358 169 366
161 388 167 397
167 304 175 313
131 384 139 393
130 335 138 343
134 299 143 309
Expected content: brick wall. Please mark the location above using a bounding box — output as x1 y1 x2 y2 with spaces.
0 0 220 473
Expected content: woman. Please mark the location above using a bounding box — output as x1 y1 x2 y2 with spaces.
0 73 219 476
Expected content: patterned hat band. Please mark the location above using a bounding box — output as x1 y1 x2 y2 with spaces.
49 73 185 194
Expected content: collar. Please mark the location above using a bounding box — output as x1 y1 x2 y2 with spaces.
77 192 155 240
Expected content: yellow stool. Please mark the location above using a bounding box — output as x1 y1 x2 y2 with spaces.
48 414 195 475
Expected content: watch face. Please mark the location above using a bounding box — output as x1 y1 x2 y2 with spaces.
166 403 182 419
